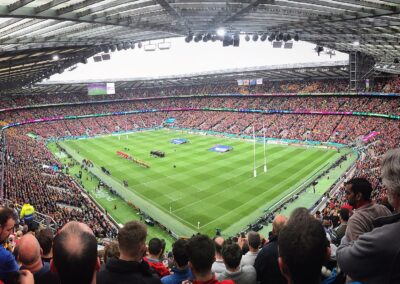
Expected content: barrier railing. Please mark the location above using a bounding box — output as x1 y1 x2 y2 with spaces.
0 198 58 233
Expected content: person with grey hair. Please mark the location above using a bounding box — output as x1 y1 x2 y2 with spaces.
337 148 400 284
240 231 260 267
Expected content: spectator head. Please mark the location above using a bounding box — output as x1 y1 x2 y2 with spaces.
17 233 42 273
247 231 261 251
272 215 287 236
148 238 165 259
22 225 29 235
339 208 350 223
213 236 224 258
345 178 373 207
52 221 99 284
382 148 400 211
104 241 120 264
278 208 329 284
172 238 189 268
36 228 53 258
186 234 215 278
221 243 242 271
0 206 16 243
118 221 147 261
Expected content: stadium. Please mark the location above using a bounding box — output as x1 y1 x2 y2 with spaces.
0 0 400 283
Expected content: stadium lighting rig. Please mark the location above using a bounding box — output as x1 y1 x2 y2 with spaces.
184 30 300 48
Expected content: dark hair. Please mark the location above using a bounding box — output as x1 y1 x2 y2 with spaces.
221 243 242 269
36 228 53 256
118 221 147 258
186 234 215 274
247 231 261 250
104 241 120 264
53 224 98 284
0 207 15 227
279 207 327 284
346 178 373 201
172 239 189 267
148 238 164 256
339 208 350 222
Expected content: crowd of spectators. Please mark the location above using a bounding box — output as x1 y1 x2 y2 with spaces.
1 94 400 127
1 82 400 283
1 76 400 110
2 92 399 233
2 133 117 238
4 162 400 284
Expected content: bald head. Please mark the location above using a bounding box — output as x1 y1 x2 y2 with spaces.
214 236 224 247
214 236 225 257
53 221 98 284
60 221 93 235
272 215 287 235
18 234 41 267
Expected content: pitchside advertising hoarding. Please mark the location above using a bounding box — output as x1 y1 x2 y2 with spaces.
88 82 116 95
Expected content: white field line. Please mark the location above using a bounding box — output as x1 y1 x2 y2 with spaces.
171 148 299 215
198 151 333 229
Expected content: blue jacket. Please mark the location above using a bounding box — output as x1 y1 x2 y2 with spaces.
0 246 19 282
161 266 193 284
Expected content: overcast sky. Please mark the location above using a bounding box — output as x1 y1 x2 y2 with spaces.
47 36 348 82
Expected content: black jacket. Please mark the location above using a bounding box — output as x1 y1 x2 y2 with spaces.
253 235 287 284
97 258 162 284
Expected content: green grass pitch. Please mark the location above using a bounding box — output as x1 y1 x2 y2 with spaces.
57 129 342 236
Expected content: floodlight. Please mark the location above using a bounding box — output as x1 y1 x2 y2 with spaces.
185 34 193 43
260 34 267 41
52 54 59 61
217 28 226 37
284 42 293 49
352 40 360 46
101 45 110 53
123 42 131 49
194 34 202 42
158 41 171 50
144 43 156 51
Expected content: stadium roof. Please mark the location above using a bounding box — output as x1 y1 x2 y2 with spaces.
27 60 349 94
1 0 400 90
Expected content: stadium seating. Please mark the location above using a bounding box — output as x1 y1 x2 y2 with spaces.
0 79 399 261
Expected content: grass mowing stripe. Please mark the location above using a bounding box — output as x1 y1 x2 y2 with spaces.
196 150 333 230
61 129 343 236
171 147 309 215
